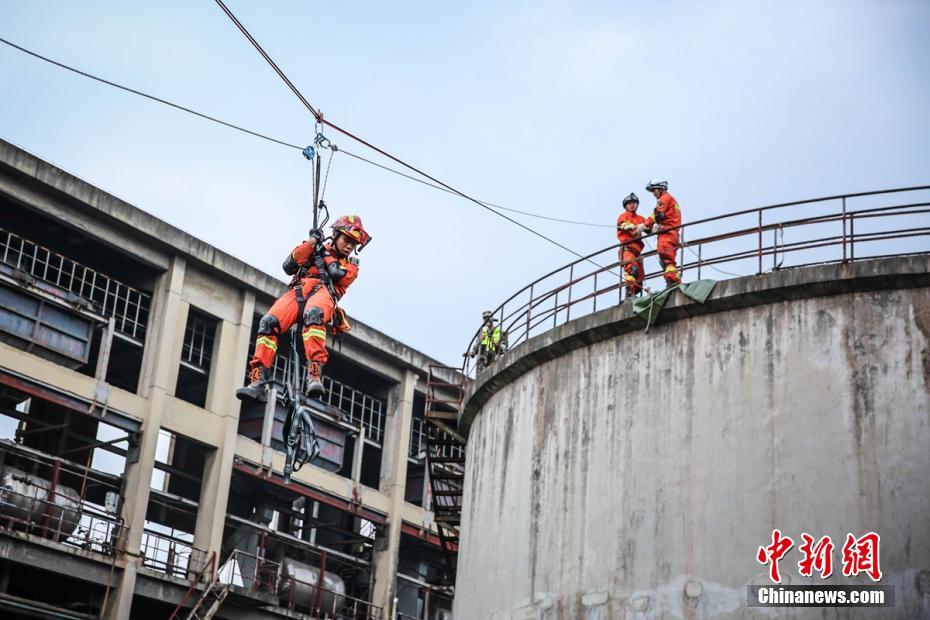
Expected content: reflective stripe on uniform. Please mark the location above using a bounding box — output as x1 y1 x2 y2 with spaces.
256 336 278 351
302 327 327 341
665 265 679 273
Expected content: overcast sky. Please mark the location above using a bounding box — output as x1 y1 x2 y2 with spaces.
2 0 929 364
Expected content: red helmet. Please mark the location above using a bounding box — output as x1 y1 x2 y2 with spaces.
331 214 371 249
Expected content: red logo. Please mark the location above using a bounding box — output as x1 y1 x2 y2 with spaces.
798 534 834 579
756 529 794 583
757 531 881 583
841 532 882 581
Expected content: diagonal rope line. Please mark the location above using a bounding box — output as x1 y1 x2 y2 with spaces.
211 0 611 270
0 34 615 231
212 1 320 120
338 149 613 228
0 36 303 151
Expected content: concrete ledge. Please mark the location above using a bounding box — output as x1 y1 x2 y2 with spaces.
459 254 930 435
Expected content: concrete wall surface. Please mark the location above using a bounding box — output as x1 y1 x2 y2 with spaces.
454 261 930 619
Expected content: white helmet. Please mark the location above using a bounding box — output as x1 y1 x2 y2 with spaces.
646 179 668 191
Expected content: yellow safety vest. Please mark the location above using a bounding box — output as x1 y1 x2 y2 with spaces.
480 326 502 351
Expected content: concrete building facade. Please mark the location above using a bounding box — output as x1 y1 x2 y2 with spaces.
454 257 930 619
0 139 457 619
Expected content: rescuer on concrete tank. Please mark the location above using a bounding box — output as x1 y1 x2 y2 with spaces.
616 192 646 297
236 215 371 402
638 179 683 287
466 310 508 372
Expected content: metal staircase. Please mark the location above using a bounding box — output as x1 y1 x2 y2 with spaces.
168 552 229 620
424 365 467 586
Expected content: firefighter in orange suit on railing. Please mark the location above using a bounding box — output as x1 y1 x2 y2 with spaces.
236 215 371 402
638 179 683 287
617 192 646 297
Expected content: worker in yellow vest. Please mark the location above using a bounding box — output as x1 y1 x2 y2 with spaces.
466 310 508 372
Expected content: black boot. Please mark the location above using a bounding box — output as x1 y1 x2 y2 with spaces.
306 362 325 397
236 366 270 402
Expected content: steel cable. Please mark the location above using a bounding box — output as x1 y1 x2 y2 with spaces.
210 0 608 268
0 37 303 151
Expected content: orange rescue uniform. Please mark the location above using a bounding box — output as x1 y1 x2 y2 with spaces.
249 240 359 371
644 192 682 285
616 210 646 295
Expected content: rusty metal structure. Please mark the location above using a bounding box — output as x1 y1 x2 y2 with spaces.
0 139 458 620
423 366 466 586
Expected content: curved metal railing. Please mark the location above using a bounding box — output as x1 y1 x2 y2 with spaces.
462 186 930 378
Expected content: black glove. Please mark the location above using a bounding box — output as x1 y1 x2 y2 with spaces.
309 228 324 247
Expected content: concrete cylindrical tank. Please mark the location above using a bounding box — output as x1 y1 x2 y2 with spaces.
0 465 81 538
278 556 347 614
455 258 930 619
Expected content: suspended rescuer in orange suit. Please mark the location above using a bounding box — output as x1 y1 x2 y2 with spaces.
236 215 372 402
616 192 646 297
637 179 682 287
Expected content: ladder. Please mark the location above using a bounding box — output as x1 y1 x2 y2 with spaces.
184 578 229 620
424 365 467 586
168 552 230 620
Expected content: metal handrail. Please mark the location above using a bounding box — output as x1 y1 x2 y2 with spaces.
462 186 930 377
0 227 152 341
167 551 217 620
219 549 383 619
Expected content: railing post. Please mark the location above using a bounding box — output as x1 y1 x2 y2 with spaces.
565 265 574 321
43 458 61 539
593 272 598 312
772 228 777 270
313 549 327 613
850 213 855 261
526 283 533 343
757 209 763 274
256 530 266 592
841 197 848 263
553 290 558 329
697 244 702 280
679 228 686 276
618 248 624 305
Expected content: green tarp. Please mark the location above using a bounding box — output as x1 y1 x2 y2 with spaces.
679 279 717 304
632 279 717 329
